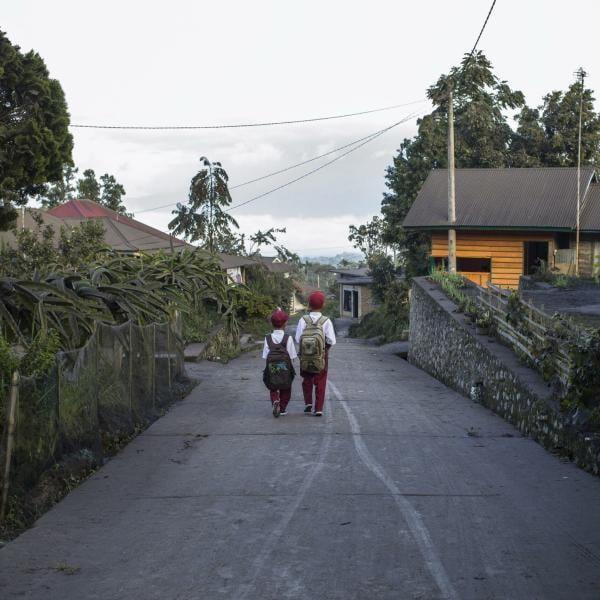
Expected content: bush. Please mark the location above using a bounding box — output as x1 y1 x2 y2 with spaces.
349 279 410 343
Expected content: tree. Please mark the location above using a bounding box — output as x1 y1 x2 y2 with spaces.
73 168 130 215
76 169 101 201
348 216 386 259
0 210 107 276
0 30 73 230
379 51 525 276
99 173 127 213
511 82 600 168
169 157 238 252
38 165 79 208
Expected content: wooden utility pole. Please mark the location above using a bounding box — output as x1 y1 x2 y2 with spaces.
575 67 587 277
447 84 457 273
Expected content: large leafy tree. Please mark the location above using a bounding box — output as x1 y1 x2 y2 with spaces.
511 81 600 168
169 157 238 252
0 30 73 230
376 51 525 276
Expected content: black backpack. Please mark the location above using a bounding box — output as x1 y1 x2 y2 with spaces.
263 334 295 390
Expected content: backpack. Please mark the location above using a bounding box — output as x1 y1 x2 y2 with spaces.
299 315 327 374
263 334 295 390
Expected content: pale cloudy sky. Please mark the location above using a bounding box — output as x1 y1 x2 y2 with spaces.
4 0 600 255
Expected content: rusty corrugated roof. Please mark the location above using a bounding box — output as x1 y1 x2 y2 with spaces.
403 167 597 231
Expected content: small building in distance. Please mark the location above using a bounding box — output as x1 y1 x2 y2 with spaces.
403 167 600 288
333 267 377 319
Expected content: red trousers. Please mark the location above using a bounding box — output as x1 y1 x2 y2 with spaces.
270 388 291 410
301 351 329 412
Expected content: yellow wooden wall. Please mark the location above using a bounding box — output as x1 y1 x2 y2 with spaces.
431 231 555 288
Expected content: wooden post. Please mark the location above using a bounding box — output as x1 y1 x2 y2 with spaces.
575 67 586 277
167 324 172 395
1 371 20 522
447 85 457 273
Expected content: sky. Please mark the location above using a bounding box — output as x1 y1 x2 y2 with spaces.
4 0 600 256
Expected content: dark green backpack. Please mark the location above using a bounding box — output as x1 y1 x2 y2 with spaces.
299 315 327 373
263 334 295 390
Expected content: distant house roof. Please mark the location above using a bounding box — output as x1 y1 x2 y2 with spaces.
217 253 259 270
337 276 374 285
332 267 370 277
403 167 600 232
47 199 189 252
333 268 373 285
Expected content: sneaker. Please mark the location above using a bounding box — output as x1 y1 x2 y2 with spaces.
304 404 313 414
314 411 323 417
272 401 280 418
280 409 288 416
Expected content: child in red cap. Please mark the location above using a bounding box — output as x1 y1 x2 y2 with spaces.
262 309 297 417
295 291 336 416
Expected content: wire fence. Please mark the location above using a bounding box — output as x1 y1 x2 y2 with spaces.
1 319 186 501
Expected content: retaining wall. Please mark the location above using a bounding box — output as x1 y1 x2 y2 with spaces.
408 277 600 475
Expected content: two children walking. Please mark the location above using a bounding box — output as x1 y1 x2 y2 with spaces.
262 291 336 418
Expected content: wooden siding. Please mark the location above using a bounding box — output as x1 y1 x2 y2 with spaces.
431 231 555 289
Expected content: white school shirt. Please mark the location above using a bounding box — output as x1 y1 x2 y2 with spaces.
262 330 298 360
295 312 336 346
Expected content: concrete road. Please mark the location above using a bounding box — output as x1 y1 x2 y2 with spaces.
1 335 600 600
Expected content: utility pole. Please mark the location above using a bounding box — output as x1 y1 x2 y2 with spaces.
447 83 457 273
575 67 587 277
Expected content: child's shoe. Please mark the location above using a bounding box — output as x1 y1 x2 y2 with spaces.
272 400 281 418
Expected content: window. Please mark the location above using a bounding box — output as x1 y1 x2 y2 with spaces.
456 257 491 273
433 257 491 273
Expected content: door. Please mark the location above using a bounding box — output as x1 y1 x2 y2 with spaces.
352 291 359 318
524 241 549 275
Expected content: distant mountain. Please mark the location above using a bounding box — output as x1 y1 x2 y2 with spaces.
301 252 363 266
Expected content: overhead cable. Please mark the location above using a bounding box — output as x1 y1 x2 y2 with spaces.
226 111 421 212
69 99 426 131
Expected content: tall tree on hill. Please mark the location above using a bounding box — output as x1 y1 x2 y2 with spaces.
169 157 239 252
0 30 73 230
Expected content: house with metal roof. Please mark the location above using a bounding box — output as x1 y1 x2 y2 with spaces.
403 167 600 288
331 267 377 319
47 199 189 253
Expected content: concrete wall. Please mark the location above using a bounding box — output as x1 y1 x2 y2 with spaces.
409 276 600 475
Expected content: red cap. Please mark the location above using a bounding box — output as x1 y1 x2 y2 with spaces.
270 309 289 328
308 291 326 310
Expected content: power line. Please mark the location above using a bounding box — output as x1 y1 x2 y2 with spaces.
229 130 385 190
466 0 498 65
226 111 421 212
456 0 498 81
69 99 426 131
133 116 421 216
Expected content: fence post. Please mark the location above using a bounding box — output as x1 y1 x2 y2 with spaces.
167 323 172 396
129 321 134 424
152 324 156 412
1 371 20 523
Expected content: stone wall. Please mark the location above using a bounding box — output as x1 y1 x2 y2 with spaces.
409 277 600 475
